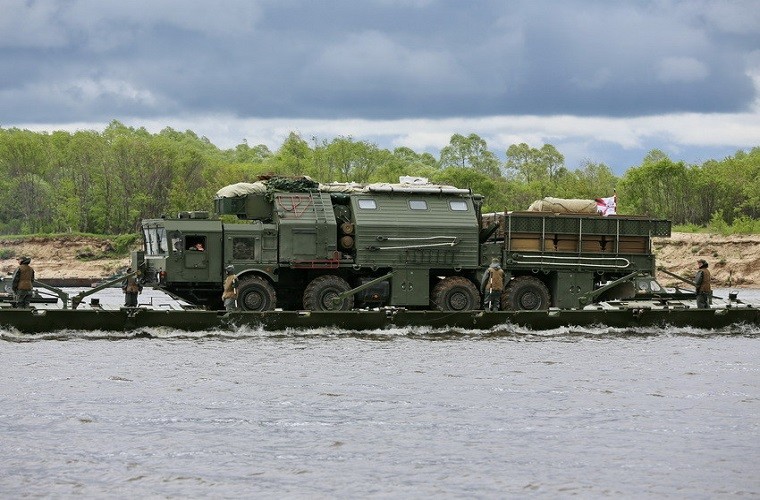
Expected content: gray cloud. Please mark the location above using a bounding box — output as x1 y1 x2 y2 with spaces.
1 0 758 127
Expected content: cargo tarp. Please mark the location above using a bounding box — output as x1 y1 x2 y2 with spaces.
528 197 598 214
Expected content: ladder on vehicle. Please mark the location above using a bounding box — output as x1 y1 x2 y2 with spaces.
310 191 328 224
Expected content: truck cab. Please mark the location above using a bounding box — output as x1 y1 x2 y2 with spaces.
136 213 224 308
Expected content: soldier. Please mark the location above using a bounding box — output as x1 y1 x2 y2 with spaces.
695 259 711 309
12 256 35 308
121 267 143 307
480 257 505 311
222 265 238 311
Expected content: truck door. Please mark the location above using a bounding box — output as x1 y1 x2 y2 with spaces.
173 232 223 283
183 234 208 274
223 223 278 267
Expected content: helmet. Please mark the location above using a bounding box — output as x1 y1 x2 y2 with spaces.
19 257 31 265
225 265 235 273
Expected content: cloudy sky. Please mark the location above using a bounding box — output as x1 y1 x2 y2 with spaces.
2 0 759 173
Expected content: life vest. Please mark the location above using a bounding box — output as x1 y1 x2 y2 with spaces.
16 264 34 291
487 266 505 291
222 274 238 299
124 275 141 294
697 269 712 293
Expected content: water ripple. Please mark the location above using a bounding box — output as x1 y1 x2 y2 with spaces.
2 322 759 343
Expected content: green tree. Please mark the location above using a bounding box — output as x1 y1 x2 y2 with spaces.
504 143 565 183
371 147 439 183
321 137 383 183
61 131 109 232
230 140 272 164
0 123 756 236
266 132 313 176
0 129 56 232
553 160 617 201
439 133 501 178
618 151 693 222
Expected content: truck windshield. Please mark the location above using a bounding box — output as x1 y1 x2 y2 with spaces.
143 226 168 255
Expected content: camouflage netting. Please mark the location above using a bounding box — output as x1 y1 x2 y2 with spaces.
215 177 320 201
216 176 468 200
264 176 320 197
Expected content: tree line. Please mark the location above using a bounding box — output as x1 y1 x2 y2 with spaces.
1 120 758 235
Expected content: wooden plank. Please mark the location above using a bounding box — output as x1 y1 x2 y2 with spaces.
581 239 609 253
509 237 542 251
544 236 578 252
618 236 648 254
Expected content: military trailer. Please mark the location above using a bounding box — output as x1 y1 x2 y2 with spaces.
133 178 671 311
480 211 671 310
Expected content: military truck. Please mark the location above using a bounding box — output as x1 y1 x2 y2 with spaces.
132 177 671 311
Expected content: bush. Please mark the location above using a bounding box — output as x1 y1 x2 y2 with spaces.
730 216 760 234
707 210 731 235
0 248 15 259
705 211 760 235
672 223 705 233
112 234 139 255
76 247 97 260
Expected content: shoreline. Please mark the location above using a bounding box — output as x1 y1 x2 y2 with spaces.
652 233 760 288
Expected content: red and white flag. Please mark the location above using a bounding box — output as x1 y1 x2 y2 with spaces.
595 193 617 216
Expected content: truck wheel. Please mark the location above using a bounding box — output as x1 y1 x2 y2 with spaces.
503 276 550 311
303 275 354 311
431 276 480 311
237 276 277 311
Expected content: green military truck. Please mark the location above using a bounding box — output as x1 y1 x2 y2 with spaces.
133 178 671 311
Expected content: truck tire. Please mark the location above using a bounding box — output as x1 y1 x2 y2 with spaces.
303 275 354 311
431 276 480 311
237 276 277 311
503 276 550 311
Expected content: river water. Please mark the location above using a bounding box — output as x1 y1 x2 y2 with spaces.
1 290 759 498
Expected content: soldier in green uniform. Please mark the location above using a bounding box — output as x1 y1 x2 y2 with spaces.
695 259 711 309
12 257 35 308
